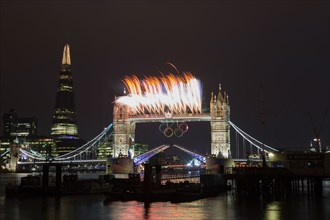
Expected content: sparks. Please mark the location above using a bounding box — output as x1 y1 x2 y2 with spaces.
115 70 203 115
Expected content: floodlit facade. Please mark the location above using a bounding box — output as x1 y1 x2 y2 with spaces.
210 85 231 158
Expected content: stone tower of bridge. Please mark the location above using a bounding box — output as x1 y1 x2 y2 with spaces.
113 102 136 158
210 84 231 158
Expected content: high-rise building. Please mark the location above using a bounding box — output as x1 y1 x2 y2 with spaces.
2 109 37 138
51 44 81 154
2 110 16 137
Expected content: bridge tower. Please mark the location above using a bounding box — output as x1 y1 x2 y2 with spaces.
210 84 231 158
8 141 19 172
112 102 136 158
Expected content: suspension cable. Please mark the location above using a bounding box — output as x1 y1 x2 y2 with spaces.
55 124 113 159
55 131 113 161
0 150 10 158
19 149 47 160
229 121 279 152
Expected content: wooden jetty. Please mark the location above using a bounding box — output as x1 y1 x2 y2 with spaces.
224 167 326 199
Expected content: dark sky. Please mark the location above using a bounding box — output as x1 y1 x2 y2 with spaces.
0 1 329 155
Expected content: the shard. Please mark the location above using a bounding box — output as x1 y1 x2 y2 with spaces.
51 44 79 154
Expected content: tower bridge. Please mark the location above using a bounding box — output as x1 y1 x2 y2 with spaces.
3 64 280 172
13 80 278 169
113 74 231 159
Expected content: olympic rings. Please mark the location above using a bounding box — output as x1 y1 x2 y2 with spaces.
159 123 168 133
159 122 189 138
178 123 189 133
174 128 184 137
164 127 173 137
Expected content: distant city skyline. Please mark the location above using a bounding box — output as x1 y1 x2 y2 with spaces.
0 1 329 154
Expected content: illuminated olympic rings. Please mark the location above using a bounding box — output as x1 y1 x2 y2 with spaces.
159 122 189 138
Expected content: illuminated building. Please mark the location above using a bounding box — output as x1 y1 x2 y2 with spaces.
97 140 113 159
26 136 57 158
1 110 51 165
133 143 149 157
2 109 37 137
1 109 38 163
51 44 82 154
0 138 11 161
96 141 148 160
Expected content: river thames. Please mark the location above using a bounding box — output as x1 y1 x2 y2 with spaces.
1 173 329 220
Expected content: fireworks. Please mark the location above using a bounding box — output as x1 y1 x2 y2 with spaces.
115 69 202 115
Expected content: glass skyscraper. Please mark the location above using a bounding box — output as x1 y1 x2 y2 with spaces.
51 44 80 154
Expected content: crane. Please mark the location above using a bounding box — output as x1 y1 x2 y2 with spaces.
308 108 329 152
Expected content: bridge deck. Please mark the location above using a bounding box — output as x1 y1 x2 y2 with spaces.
127 114 211 123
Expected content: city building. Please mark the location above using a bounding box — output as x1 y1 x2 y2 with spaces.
97 141 148 160
1 109 39 164
2 109 37 138
134 142 149 157
51 44 83 154
97 139 113 159
0 138 11 162
269 151 330 176
26 136 57 158
1 135 56 162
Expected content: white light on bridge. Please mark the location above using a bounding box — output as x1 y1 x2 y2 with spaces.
187 158 201 167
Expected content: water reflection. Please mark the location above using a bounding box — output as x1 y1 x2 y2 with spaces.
264 202 281 220
1 193 330 220
103 200 213 220
101 195 278 220
144 202 150 219
1 174 330 220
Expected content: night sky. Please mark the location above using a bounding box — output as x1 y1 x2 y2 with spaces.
0 1 329 156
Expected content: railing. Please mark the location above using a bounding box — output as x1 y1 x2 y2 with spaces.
161 173 200 180
134 145 170 165
173 144 206 163
127 113 211 123
128 113 211 118
18 159 107 165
